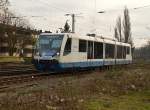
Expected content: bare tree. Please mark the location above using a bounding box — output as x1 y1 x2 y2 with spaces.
0 8 32 56
63 20 70 33
114 27 119 41
0 1 35 56
116 16 122 42
7 26 17 56
0 0 8 7
8 17 32 56
123 7 133 46
0 1 9 54
0 0 9 24
1 10 16 56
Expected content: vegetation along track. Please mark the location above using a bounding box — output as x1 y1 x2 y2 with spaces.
0 63 144 92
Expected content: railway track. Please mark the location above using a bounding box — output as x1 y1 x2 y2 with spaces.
0 69 38 76
0 69 91 92
0 73 51 91
0 62 44 91
0 62 38 76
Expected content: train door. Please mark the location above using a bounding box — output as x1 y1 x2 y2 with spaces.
87 41 93 67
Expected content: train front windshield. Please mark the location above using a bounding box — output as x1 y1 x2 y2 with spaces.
35 35 63 57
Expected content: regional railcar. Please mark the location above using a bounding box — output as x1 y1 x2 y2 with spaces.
33 33 132 71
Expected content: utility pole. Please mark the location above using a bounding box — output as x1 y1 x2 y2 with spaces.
72 14 75 33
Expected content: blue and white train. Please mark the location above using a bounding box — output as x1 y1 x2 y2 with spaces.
33 33 132 71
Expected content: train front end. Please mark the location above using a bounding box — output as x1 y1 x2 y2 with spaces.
33 33 63 71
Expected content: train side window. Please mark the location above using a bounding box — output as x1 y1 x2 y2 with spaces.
88 41 93 59
117 45 119 59
105 44 115 59
127 47 130 54
79 40 87 52
117 45 122 59
123 46 126 59
63 38 71 55
94 42 103 59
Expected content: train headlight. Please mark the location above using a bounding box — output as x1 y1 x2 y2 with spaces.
56 52 60 56
42 52 46 56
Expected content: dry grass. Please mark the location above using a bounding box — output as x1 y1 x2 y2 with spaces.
0 62 150 110
0 56 22 63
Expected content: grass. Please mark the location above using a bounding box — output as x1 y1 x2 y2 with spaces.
23 57 32 64
0 62 150 110
0 56 22 62
84 91 150 110
0 56 32 63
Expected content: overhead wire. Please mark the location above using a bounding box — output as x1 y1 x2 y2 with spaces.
9 0 150 38
34 0 69 13
134 4 150 9
9 1 150 20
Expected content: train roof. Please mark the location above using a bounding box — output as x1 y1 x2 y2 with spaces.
40 33 67 36
40 33 131 47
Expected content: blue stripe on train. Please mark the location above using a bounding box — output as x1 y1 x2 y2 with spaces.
116 60 132 65
34 60 132 71
60 61 104 68
60 60 131 68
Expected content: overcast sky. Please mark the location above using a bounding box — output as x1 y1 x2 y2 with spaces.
9 0 150 47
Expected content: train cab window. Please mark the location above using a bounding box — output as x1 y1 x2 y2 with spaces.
127 47 130 54
79 40 87 52
94 42 103 59
105 44 115 59
63 38 72 55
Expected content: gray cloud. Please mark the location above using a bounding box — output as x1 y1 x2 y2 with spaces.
9 0 150 47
